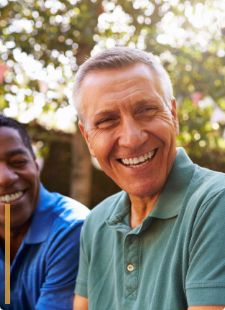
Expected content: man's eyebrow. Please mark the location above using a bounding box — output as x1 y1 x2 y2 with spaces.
94 110 117 118
6 148 29 157
133 98 161 107
134 99 150 105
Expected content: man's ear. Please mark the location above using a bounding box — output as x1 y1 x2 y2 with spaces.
34 158 41 176
170 98 179 135
78 120 95 157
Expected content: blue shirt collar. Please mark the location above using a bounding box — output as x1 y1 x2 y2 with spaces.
24 184 55 244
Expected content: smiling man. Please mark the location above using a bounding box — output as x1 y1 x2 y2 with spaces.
0 115 89 310
73 47 225 310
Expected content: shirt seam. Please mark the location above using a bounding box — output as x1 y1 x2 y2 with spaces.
186 282 225 288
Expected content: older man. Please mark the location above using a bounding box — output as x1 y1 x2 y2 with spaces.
0 115 89 310
73 47 225 310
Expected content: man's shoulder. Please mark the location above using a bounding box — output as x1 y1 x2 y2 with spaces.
38 185 90 227
79 191 124 246
84 191 124 226
185 165 225 216
51 193 90 225
193 164 225 195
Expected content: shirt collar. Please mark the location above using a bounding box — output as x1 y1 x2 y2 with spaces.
150 147 195 219
24 184 55 244
107 147 195 227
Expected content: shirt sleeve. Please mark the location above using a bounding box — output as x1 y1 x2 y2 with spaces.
35 221 83 310
74 221 90 298
186 189 225 306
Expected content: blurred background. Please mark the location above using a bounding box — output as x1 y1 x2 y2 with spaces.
0 0 225 208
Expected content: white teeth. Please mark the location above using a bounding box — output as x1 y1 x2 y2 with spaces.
133 158 138 164
140 155 145 162
123 159 130 165
121 150 156 166
0 191 23 203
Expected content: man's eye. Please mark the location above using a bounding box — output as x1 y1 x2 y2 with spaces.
11 160 28 167
96 118 118 129
137 105 159 115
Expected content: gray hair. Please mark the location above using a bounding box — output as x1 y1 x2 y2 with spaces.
73 47 173 116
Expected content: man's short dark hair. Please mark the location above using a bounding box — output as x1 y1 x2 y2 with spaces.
0 114 35 159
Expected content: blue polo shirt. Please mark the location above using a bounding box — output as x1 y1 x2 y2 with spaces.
0 185 89 310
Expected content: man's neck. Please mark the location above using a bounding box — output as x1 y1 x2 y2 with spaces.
129 194 159 228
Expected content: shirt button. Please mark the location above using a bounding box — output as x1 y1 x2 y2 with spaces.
127 264 135 272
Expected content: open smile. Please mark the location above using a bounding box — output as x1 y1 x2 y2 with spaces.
118 148 158 167
0 191 24 203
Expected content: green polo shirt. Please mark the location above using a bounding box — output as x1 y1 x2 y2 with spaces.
75 148 225 310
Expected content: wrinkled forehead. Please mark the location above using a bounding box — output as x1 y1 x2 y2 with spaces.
77 63 170 116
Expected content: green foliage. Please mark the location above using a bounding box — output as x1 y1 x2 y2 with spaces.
177 98 224 153
0 0 102 64
0 0 225 169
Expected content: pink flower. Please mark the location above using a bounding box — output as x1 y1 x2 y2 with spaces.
191 92 203 105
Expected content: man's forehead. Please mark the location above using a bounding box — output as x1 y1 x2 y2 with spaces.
81 68 157 102
0 126 21 136
81 68 163 105
0 127 28 153
82 63 154 82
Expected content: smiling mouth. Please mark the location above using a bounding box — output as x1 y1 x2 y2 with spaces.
118 148 157 167
0 191 24 203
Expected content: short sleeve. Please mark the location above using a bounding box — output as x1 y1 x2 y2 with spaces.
74 222 90 297
186 189 225 305
36 221 83 310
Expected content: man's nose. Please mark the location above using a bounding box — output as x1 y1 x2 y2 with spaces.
0 164 18 187
118 118 148 147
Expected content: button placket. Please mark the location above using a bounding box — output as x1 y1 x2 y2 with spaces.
124 235 140 299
